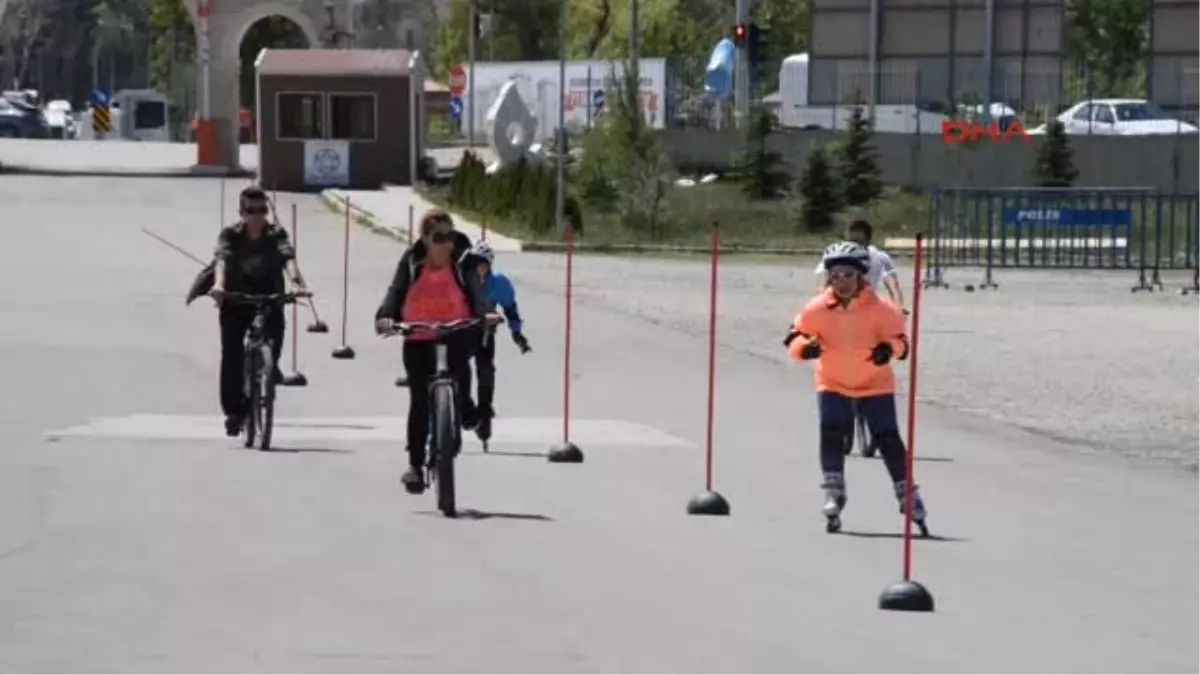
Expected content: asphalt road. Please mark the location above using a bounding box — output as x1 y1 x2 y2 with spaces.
0 176 1195 673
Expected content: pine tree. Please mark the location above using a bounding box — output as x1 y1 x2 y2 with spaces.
1032 120 1079 188
838 103 883 206
738 106 790 200
799 145 843 233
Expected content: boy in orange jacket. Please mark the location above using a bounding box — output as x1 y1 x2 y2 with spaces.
785 241 929 535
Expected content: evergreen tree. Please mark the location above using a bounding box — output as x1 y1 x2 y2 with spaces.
799 145 842 233
1032 120 1079 188
837 103 883 206
738 106 790 200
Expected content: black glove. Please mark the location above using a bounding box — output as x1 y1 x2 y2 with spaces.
783 330 802 347
869 342 894 366
799 341 822 360
512 332 532 354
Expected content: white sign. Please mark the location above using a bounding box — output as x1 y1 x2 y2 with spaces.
303 140 350 187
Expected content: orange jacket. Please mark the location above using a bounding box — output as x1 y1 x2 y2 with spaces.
787 286 909 397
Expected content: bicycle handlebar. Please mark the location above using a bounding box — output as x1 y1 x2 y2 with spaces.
382 317 500 339
221 291 312 306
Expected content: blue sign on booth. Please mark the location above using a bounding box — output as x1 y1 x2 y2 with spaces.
90 87 111 107
449 96 463 120
592 88 605 114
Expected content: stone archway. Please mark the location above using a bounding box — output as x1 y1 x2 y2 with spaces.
183 0 350 170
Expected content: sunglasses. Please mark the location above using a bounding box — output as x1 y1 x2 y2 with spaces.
829 269 859 281
243 205 269 215
430 230 455 244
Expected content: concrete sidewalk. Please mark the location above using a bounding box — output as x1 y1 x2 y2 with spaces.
319 185 523 251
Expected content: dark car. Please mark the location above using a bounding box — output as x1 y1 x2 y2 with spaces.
0 97 49 138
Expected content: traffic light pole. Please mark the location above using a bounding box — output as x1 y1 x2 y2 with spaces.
468 0 477 145
734 0 750 127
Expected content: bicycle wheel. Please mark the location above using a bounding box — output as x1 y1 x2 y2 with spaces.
431 383 458 517
857 413 876 457
243 350 258 449
255 344 276 451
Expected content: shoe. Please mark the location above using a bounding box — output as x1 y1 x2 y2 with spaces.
475 415 492 442
224 414 242 437
460 403 479 431
401 467 426 494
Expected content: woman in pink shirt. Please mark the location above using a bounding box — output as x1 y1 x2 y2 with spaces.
375 209 491 494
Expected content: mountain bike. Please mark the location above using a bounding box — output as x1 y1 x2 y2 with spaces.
384 317 484 517
224 291 311 451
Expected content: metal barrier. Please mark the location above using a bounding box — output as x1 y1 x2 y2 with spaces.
924 187 1200 293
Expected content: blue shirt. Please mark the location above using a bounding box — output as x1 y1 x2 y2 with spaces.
483 269 522 334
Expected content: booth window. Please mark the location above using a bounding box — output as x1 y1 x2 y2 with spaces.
134 101 166 130
277 93 324 139
329 93 376 141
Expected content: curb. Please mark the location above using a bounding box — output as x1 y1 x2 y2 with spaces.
318 190 413 244
0 164 256 179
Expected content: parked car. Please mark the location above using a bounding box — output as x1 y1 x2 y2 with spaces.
1029 99 1198 135
44 99 75 139
0 97 48 138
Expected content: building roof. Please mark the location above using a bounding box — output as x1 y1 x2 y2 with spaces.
256 49 417 77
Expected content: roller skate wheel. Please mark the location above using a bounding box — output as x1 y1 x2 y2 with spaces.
825 515 842 533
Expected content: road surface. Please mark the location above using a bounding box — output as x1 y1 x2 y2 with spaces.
0 176 1195 672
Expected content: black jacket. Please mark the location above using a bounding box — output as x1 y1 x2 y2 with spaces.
374 231 488 321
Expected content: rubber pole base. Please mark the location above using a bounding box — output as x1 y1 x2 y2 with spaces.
307 321 330 333
547 441 584 463
878 580 935 612
280 372 308 387
686 490 731 516
395 375 408 387
331 345 356 359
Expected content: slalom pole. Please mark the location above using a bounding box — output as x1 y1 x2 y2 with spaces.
687 221 730 516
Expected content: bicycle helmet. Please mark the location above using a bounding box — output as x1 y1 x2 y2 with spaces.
821 241 870 274
467 239 495 264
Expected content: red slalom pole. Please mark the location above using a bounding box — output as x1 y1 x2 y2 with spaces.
878 232 934 612
331 196 355 359
407 204 414 244
548 219 583 463
687 222 730 516
481 214 489 241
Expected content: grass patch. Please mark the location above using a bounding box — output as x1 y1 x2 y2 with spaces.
418 179 930 251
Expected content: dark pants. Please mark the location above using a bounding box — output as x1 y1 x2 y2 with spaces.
403 331 477 468
817 392 908 483
219 305 284 417
474 328 497 418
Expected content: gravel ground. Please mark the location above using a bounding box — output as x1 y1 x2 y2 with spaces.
500 252 1200 471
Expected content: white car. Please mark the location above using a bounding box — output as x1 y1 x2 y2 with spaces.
44 99 74 138
1029 99 1197 135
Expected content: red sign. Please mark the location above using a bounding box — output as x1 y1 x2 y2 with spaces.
448 65 466 96
941 119 1031 144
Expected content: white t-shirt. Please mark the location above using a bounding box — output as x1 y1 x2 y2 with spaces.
814 244 898 291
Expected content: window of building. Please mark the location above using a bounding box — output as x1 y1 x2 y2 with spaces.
134 101 166 129
329 93 376 141
277 92 324 140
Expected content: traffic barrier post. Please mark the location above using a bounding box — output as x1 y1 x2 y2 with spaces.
687 222 731 516
548 219 584 464
878 232 935 613
331 196 356 359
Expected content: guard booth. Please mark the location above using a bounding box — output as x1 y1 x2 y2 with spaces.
113 89 169 142
255 48 426 191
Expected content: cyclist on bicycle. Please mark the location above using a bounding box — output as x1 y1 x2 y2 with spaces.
462 240 533 442
814 219 906 314
209 186 308 437
785 241 928 531
373 209 495 494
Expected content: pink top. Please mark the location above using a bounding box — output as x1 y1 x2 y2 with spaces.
401 265 470 341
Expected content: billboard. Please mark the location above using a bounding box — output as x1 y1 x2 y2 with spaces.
807 0 1067 110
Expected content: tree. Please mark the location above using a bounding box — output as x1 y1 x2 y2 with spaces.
836 103 882 206
0 0 54 86
798 144 842 233
1032 120 1078 188
738 106 789 199
1066 0 1148 97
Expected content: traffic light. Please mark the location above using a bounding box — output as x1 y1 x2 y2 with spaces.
747 23 769 76
732 23 747 46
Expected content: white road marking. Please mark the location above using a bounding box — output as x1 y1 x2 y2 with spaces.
45 415 692 448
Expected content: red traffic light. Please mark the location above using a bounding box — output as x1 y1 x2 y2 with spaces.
733 23 747 42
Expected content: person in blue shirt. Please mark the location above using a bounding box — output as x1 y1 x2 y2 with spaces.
463 240 532 442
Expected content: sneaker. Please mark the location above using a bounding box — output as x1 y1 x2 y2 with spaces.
475 415 492 442
401 467 425 494
224 414 242 437
460 403 479 431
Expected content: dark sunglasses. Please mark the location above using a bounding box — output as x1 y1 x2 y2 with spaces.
243 205 269 215
829 269 859 281
430 230 455 244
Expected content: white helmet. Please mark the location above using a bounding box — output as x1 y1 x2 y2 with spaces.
468 239 495 263
821 241 870 274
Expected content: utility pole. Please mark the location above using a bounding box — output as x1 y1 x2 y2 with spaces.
734 0 750 127
467 0 477 145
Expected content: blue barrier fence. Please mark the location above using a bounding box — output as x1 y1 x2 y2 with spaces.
924 188 1200 293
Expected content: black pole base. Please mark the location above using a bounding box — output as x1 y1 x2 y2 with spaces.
547 441 584 463
331 345 356 359
395 375 408 387
686 490 730 516
878 579 935 612
307 321 330 333
280 372 308 387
